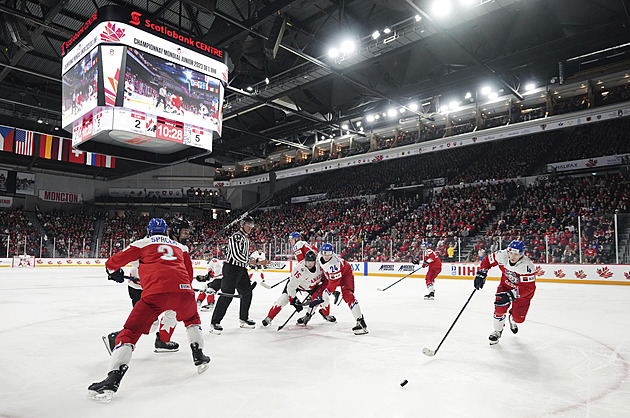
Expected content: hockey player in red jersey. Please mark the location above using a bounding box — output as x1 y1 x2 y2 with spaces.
414 242 442 300
319 243 368 335
288 231 317 262
261 250 333 327
88 218 210 403
473 240 536 345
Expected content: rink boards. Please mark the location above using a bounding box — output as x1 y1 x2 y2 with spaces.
1 257 629 285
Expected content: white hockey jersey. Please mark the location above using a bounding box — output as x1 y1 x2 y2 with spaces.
287 260 324 299
127 260 142 290
250 250 266 262
206 258 224 279
482 250 536 286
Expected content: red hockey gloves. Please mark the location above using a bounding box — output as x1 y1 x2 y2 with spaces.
474 269 487 290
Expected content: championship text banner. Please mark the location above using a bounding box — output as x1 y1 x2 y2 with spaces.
62 20 228 84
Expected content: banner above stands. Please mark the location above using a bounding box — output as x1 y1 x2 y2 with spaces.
4 258 628 285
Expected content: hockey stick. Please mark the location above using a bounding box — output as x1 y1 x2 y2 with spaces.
276 286 320 331
193 281 257 299
376 265 424 291
422 289 476 357
260 277 289 290
201 172 276 251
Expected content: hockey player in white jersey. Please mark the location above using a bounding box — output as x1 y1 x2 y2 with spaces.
473 240 537 345
196 256 224 311
249 248 266 282
261 250 333 326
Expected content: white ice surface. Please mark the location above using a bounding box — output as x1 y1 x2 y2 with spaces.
1 268 629 418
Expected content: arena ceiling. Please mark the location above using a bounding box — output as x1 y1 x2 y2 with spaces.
0 0 629 180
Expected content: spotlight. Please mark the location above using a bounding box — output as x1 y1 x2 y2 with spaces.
464 92 472 99
387 108 397 117
408 102 418 111
525 82 536 91
340 40 355 54
432 0 452 17
246 86 253 91
383 27 391 34
341 123 349 130
448 101 459 111
440 105 449 113
415 14 422 22
372 31 380 40
328 48 339 58
37 119 43 123
265 77 270 84
374 114 380 120
399 107 406 114
366 114 375 122
356 121 362 127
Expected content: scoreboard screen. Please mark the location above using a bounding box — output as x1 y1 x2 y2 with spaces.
60 6 228 164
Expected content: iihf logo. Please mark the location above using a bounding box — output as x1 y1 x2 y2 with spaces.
130 11 142 25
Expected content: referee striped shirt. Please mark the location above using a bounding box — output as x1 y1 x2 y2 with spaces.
226 229 250 268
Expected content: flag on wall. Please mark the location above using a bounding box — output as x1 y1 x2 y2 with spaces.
0 126 14 152
14 129 34 156
103 155 116 168
85 152 100 166
68 147 84 164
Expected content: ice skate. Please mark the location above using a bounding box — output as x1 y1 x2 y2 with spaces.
239 319 255 329
489 330 502 345
154 333 179 353
352 316 369 335
508 313 518 334
424 291 435 300
261 316 272 327
200 302 215 312
102 331 119 355
319 309 336 323
190 343 210 374
210 323 223 334
87 364 128 403
296 312 313 325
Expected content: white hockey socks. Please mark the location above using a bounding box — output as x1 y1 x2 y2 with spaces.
186 324 204 349
109 343 133 372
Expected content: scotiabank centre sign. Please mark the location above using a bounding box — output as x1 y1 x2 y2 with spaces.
61 5 226 64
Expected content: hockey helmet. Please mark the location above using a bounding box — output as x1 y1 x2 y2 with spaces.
507 240 525 254
288 231 301 241
320 243 334 256
420 242 430 249
240 215 255 226
304 250 317 263
170 217 192 243
147 218 168 235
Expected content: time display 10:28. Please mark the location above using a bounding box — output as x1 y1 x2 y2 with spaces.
156 118 184 143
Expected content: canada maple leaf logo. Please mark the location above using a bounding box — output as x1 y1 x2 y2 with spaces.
585 159 598 168
624 272 630 280
596 267 613 278
554 269 565 278
101 22 126 42
574 270 587 279
534 266 545 276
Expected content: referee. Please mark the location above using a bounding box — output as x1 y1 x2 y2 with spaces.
210 216 269 333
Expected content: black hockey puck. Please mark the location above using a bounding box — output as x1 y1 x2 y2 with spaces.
400 379 408 387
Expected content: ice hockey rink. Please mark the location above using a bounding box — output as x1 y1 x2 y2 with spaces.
1 268 629 418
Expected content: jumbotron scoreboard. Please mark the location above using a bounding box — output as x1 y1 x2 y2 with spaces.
61 6 228 164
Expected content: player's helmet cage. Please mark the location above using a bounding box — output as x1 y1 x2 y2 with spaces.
240 215 255 226
288 231 301 240
320 243 334 256
304 250 317 263
507 240 526 254
147 218 168 235
170 217 192 236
